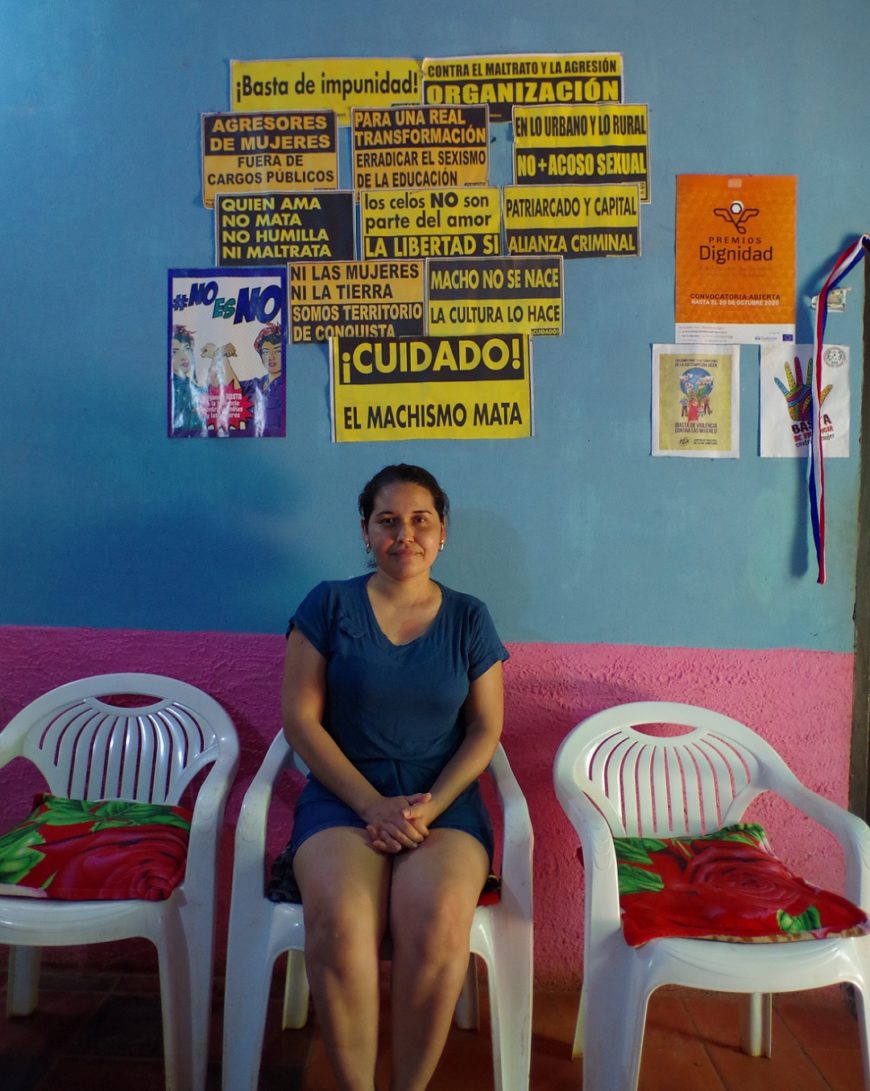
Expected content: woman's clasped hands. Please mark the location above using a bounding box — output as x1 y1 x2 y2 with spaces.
364 792 434 854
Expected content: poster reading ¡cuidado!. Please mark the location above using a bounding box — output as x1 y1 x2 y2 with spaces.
330 334 533 442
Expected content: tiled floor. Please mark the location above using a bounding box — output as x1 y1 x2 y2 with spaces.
0 961 864 1089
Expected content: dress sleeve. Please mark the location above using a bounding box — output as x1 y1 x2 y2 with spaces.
286 582 332 656
467 600 509 681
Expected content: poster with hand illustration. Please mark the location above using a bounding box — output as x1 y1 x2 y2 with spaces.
759 344 849 458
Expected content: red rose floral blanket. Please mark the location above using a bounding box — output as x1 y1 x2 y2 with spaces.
614 822 870 947
0 795 192 902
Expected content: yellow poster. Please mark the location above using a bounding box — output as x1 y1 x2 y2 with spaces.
675 174 796 344
352 105 489 191
289 260 425 342
427 256 563 336
360 187 501 259
513 104 650 200
201 111 338 208
422 53 623 123
652 344 740 458
215 192 354 265
503 184 639 257
331 334 533 442
231 58 422 124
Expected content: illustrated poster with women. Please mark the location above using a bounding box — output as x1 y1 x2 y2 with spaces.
652 344 740 457
168 267 287 438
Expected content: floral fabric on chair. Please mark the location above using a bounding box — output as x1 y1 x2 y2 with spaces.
614 822 870 947
0 794 192 901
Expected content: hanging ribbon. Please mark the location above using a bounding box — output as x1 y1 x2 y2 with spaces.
810 234 870 584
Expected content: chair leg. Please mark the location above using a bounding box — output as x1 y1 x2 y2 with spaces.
454 955 480 1031
156 921 196 1091
571 981 585 1059
222 934 279 1090
184 906 217 1091
852 979 870 1091
281 949 310 1030
740 992 773 1058
6 946 41 1016
480 933 533 1091
583 965 649 1091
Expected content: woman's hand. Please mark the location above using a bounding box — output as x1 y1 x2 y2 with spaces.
364 793 432 854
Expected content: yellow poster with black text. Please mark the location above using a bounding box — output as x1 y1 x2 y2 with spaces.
201 110 338 208
513 104 650 200
361 188 501 259
503 184 639 257
352 105 489 192
422 53 623 123
331 335 533 442
231 58 422 125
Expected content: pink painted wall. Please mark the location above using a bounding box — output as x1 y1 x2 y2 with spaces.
0 625 855 988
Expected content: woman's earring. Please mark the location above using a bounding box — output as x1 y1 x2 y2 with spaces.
439 540 445 552
364 542 371 554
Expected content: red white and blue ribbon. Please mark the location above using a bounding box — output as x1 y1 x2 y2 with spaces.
810 234 870 584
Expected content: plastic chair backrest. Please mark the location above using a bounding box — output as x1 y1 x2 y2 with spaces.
7 675 228 804
559 701 771 837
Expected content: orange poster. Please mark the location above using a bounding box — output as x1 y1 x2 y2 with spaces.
675 174 796 345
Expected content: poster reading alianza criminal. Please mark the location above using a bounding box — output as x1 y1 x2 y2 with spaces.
652 344 740 457
330 334 533 442
169 267 287 438
503 184 640 257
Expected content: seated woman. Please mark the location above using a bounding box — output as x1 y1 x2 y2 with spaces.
276 463 507 1091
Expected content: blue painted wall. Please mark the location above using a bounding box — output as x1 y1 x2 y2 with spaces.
1 0 867 649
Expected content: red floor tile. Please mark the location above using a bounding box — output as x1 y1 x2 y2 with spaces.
0 969 865 1090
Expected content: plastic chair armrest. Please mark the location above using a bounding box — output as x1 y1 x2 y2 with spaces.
182 749 239 892
767 773 870 908
566 791 622 931
231 735 296 899
486 746 533 914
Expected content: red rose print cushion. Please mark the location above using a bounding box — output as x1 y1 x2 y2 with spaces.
0 795 192 902
613 823 870 947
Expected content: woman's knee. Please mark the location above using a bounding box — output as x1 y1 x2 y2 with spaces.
391 887 476 963
304 889 383 962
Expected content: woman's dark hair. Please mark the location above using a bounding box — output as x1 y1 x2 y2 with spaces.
358 464 449 525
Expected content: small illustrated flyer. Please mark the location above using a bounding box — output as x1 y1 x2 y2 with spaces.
652 344 740 457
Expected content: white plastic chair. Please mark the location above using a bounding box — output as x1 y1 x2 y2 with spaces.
553 700 870 1091
222 732 533 1091
0 674 239 1091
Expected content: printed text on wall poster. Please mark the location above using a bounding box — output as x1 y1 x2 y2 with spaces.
675 175 796 345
